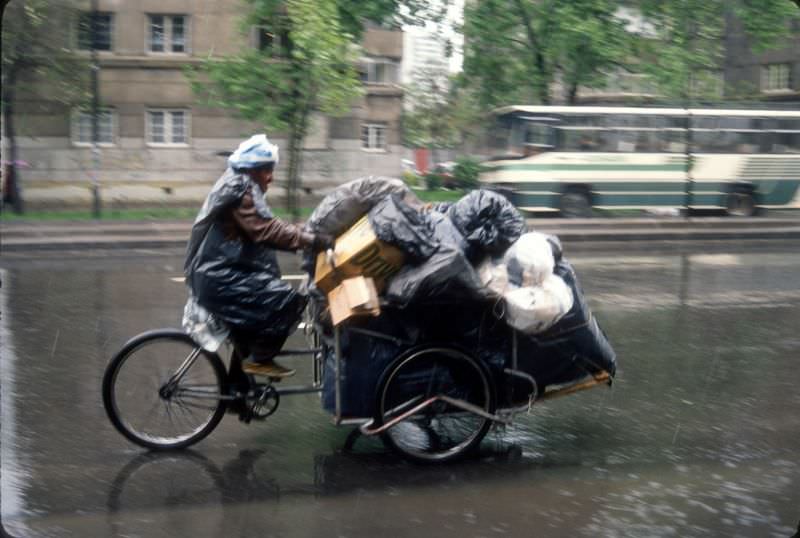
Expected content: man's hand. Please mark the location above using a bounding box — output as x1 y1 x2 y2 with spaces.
312 233 335 252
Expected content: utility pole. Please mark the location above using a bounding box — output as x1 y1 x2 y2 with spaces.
684 108 694 218
90 0 102 218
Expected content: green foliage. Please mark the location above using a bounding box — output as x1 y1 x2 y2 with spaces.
462 0 799 106
424 171 444 190
635 0 800 100
2 0 90 212
188 0 365 218
453 156 482 189
403 70 482 150
413 188 466 203
190 0 363 127
462 0 632 107
336 0 451 37
401 169 420 187
1 1 89 106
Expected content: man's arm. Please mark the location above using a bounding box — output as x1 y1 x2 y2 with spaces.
231 191 314 251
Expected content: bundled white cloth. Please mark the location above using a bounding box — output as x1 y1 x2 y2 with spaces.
228 134 280 171
478 232 573 334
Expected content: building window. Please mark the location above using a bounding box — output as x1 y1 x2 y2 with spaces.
147 15 189 53
147 109 189 145
360 59 399 85
77 12 113 51
251 25 291 57
761 63 791 92
361 124 386 150
73 109 115 145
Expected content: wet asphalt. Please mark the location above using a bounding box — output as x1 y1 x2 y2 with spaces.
2 241 800 538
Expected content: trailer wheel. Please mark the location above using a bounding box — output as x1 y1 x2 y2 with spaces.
726 188 757 217
373 346 495 463
560 188 592 218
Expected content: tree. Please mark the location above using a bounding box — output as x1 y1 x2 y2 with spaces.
189 0 446 219
1 0 88 213
403 69 480 152
462 0 632 108
189 0 364 220
634 0 800 100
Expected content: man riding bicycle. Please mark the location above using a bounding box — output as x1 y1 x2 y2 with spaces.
184 134 333 378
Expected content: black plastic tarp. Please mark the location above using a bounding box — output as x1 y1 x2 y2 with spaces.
184 168 306 335
366 195 487 305
320 260 616 417
320 302 502 418
368 194 438 263
303 176 421 275
515 260 617 383
445 190 526 261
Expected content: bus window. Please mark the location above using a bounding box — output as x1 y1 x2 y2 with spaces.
649 116 686 153
488 115 514 157
691 116 771 153
773 119 800 153
522 120 556 146
559 128 607 151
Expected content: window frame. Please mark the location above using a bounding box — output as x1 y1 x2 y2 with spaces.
761 63 791 93
146 14 190 54
361 123 388 151
146 108 191 147
360 58 399 85
251 24 290 57
76 11 114 52
71 108 117 147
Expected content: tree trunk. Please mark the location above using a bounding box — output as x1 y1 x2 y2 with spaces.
566 80 579 105
286 123 301 222
511 0 551 105
2 65 24 214
286 101 311 223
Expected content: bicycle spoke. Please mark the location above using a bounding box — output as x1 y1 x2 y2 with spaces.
380 349 493 462
107 334 225 448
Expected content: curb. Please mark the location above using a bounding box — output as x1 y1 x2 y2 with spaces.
3 217 800 252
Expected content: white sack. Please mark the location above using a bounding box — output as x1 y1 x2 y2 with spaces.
503 274 574 334
477 259 510 296
503 232 555 287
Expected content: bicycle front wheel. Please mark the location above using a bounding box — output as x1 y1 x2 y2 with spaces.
102 329 228 450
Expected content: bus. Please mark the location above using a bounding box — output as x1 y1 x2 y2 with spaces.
479 106 800 217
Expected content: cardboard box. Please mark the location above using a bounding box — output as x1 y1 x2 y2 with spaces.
314 216 405 293
327 276 381 326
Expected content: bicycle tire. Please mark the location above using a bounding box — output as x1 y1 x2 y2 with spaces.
102 329 228 450
374 345 496 464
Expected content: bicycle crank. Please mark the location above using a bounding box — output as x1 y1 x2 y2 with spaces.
249 385 280 420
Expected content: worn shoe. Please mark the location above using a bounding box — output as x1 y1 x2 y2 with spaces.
242 360 296 378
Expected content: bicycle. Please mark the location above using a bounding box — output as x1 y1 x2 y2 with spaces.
102 297 612 463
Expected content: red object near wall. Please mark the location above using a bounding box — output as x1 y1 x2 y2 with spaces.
414 148 429 175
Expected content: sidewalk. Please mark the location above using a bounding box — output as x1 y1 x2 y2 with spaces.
3 216 800 252
21 182 324 210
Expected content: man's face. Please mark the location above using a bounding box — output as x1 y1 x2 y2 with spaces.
250 167 274 190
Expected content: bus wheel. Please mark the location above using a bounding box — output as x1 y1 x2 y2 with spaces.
726 188 756 217
560 189 592 218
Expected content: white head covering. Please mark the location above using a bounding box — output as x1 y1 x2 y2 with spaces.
228 134 280 171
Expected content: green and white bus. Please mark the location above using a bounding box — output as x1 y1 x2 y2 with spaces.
480 106 800 217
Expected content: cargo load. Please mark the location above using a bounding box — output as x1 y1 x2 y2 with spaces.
306 179 616 415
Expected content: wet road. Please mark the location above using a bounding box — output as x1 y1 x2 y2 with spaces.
2 242 800 537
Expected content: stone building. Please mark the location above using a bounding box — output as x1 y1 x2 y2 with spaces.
10 1 404 205
573 9 800 105
723 16 800 102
